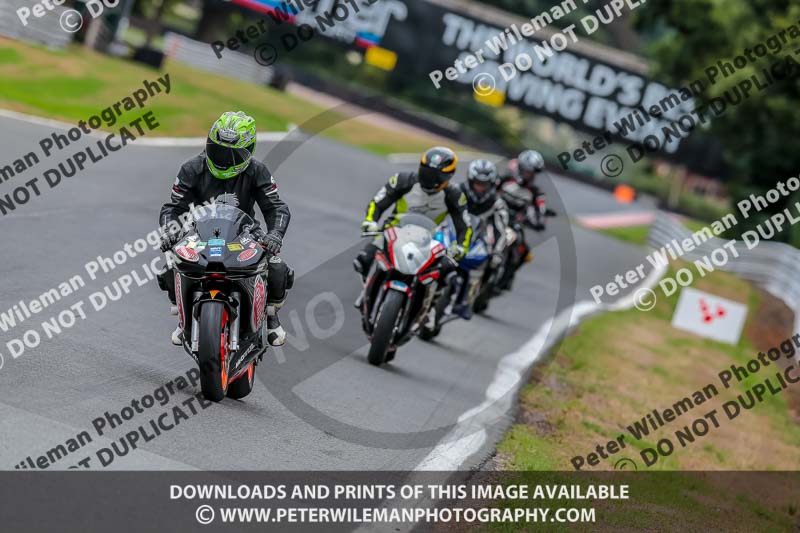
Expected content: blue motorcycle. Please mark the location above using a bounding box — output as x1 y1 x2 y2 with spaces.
419 215 490 340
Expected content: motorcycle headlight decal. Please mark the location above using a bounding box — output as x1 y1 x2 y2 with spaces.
253 276 266 330
174 272 184 330
238 249 258 262
175 246 199 263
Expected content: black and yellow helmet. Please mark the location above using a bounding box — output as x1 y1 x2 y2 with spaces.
418 146 457 193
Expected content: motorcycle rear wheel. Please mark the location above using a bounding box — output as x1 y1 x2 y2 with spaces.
198 303 229 402
368 290 404 366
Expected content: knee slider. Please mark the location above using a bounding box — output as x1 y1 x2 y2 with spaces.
286 266 295 290
267 258 292 303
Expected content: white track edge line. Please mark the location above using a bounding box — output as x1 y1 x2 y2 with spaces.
413 261 667 471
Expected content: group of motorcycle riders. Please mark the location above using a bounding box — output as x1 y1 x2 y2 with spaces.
158 111 550 349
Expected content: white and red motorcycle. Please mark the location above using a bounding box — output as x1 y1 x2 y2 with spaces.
357 214 449 366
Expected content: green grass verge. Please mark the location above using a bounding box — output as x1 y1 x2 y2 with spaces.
490 260 800 529
0 40 462 156
595 217 714 247
596 225 651 246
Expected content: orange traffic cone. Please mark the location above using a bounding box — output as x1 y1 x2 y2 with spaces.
614 184 636 204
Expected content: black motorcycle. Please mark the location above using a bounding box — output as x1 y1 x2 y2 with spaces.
170 204 270 402
496 181 556 292
472 222 507 314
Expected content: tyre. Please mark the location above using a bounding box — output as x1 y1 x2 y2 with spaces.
418 324 440 341
227 362 255 400
419 283 451 341
197 302 229 402
473 285 490 314
368 290 405 366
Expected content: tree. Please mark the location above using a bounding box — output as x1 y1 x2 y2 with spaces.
133 0 183 47
195 0 234 42
636 0 800 244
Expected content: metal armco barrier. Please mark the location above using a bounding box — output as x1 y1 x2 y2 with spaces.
0 0 72 49
648 212 800 333
163 32 275 87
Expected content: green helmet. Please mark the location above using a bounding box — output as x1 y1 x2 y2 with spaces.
206 111 257 179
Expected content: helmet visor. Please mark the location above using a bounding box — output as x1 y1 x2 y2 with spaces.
206 140 251 170
419 165 445 192
471 181 490 195
469 181 494 204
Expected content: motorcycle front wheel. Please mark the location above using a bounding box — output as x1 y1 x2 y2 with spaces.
198 302 230 402
227 362 255 399
368 290 404 366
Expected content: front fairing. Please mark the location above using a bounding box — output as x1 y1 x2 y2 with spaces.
172 204 266 275
389 225 435 275
434 217 489 270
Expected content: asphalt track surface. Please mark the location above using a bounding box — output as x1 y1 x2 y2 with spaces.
0 114 653 471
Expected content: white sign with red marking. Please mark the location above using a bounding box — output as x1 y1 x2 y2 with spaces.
671 287 747 345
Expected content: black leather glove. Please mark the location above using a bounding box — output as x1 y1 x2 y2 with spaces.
525 206 545 231
260 232 283 255
361 220 379 234
446 243 466 262
160 232 179 252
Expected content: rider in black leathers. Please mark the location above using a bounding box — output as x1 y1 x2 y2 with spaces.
158 111 293 347
353 146 473 278
450 159 509 318
497 149 548 291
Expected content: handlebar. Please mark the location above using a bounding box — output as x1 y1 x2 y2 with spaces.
361 231 382 238
443 255 459 268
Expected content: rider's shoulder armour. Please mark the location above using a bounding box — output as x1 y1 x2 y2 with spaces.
389 171 417 194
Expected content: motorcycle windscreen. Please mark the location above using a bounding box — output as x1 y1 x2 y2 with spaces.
391 225 435 275
189 203 255 242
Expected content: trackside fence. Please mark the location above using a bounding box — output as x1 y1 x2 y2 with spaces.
0 0 72 49
648 212 800 333
163 32 275 87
